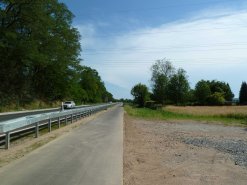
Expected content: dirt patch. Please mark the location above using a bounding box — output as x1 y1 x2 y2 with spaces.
0 110 107 168
124 114 247 185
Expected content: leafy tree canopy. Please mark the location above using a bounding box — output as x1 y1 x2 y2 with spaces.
194 80 234 105
194 80 211 105
168 68 190 105
239 82 247 105
0 1 113 107
131 83 149 107
150 59 175 104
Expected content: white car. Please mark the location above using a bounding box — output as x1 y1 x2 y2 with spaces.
63 101 75 109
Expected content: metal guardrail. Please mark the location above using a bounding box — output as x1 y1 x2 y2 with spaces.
0 103 115 149
0 105 90 123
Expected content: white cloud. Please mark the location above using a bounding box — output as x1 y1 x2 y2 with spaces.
79 8 247 99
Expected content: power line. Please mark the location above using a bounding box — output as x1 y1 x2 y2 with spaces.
81 23 247 39
82 47 247 55
85 62 247 68
84 42 247 52
82 58 247 67
84 59 247 63
83 58 247 62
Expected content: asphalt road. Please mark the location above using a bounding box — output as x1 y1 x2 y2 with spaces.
0 105 123 185
0 105 89 122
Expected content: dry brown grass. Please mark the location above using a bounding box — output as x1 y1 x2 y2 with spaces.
0 100 61 113
165 106 247 116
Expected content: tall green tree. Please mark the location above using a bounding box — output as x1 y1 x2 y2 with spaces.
79 66 111 103
151 59 175 82
194 80 234 105
207 92 225 105
152 74 168 104
131 83 149 107
194 80 211 105
0 1 114 107
0 0 81 105
150 59 174 104
168 68 190 105
239 82 247 105
209 80 234 101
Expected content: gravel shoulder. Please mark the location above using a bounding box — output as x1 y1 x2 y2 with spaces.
124 114 247 185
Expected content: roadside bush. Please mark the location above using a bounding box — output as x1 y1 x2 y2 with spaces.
131 83 150 107
207 92 225 105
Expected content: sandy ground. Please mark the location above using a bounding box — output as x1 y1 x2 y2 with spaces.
124 114 247 185
0 110 107 168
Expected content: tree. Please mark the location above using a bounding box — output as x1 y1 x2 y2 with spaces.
0 0 81 104
151 59 175 82
168 68 190 105
194 80 211 105
187 89 196 104
207 92 225 105
209 80 234 101
152 74 168 104
239 82 247 105
0 1 114 107
225 83 234 101
79 66 110 103
104 91 114 102
131 83 149 107
194 80 234 105
150 59 175 104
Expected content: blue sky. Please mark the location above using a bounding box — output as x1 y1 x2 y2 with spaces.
61 0 247 99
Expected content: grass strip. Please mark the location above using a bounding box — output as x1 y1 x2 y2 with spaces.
124 105 247 126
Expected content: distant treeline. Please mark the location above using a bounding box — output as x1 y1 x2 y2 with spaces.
131 59 247 107
0 0 114 108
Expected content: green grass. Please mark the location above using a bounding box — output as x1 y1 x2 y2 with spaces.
124 105 247 126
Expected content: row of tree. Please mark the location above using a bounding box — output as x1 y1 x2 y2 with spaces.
0 0 113 107
131 59 246 107
193 80 234 105
239 82 247 105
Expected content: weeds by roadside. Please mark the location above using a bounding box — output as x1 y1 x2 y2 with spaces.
0 100 61 113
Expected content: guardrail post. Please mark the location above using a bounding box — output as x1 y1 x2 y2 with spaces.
71 114 73 123
58 117 61 128
65 115 67 125
48 119 51 132
5 132 10 149
35 122 39 138
76 114 78 121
